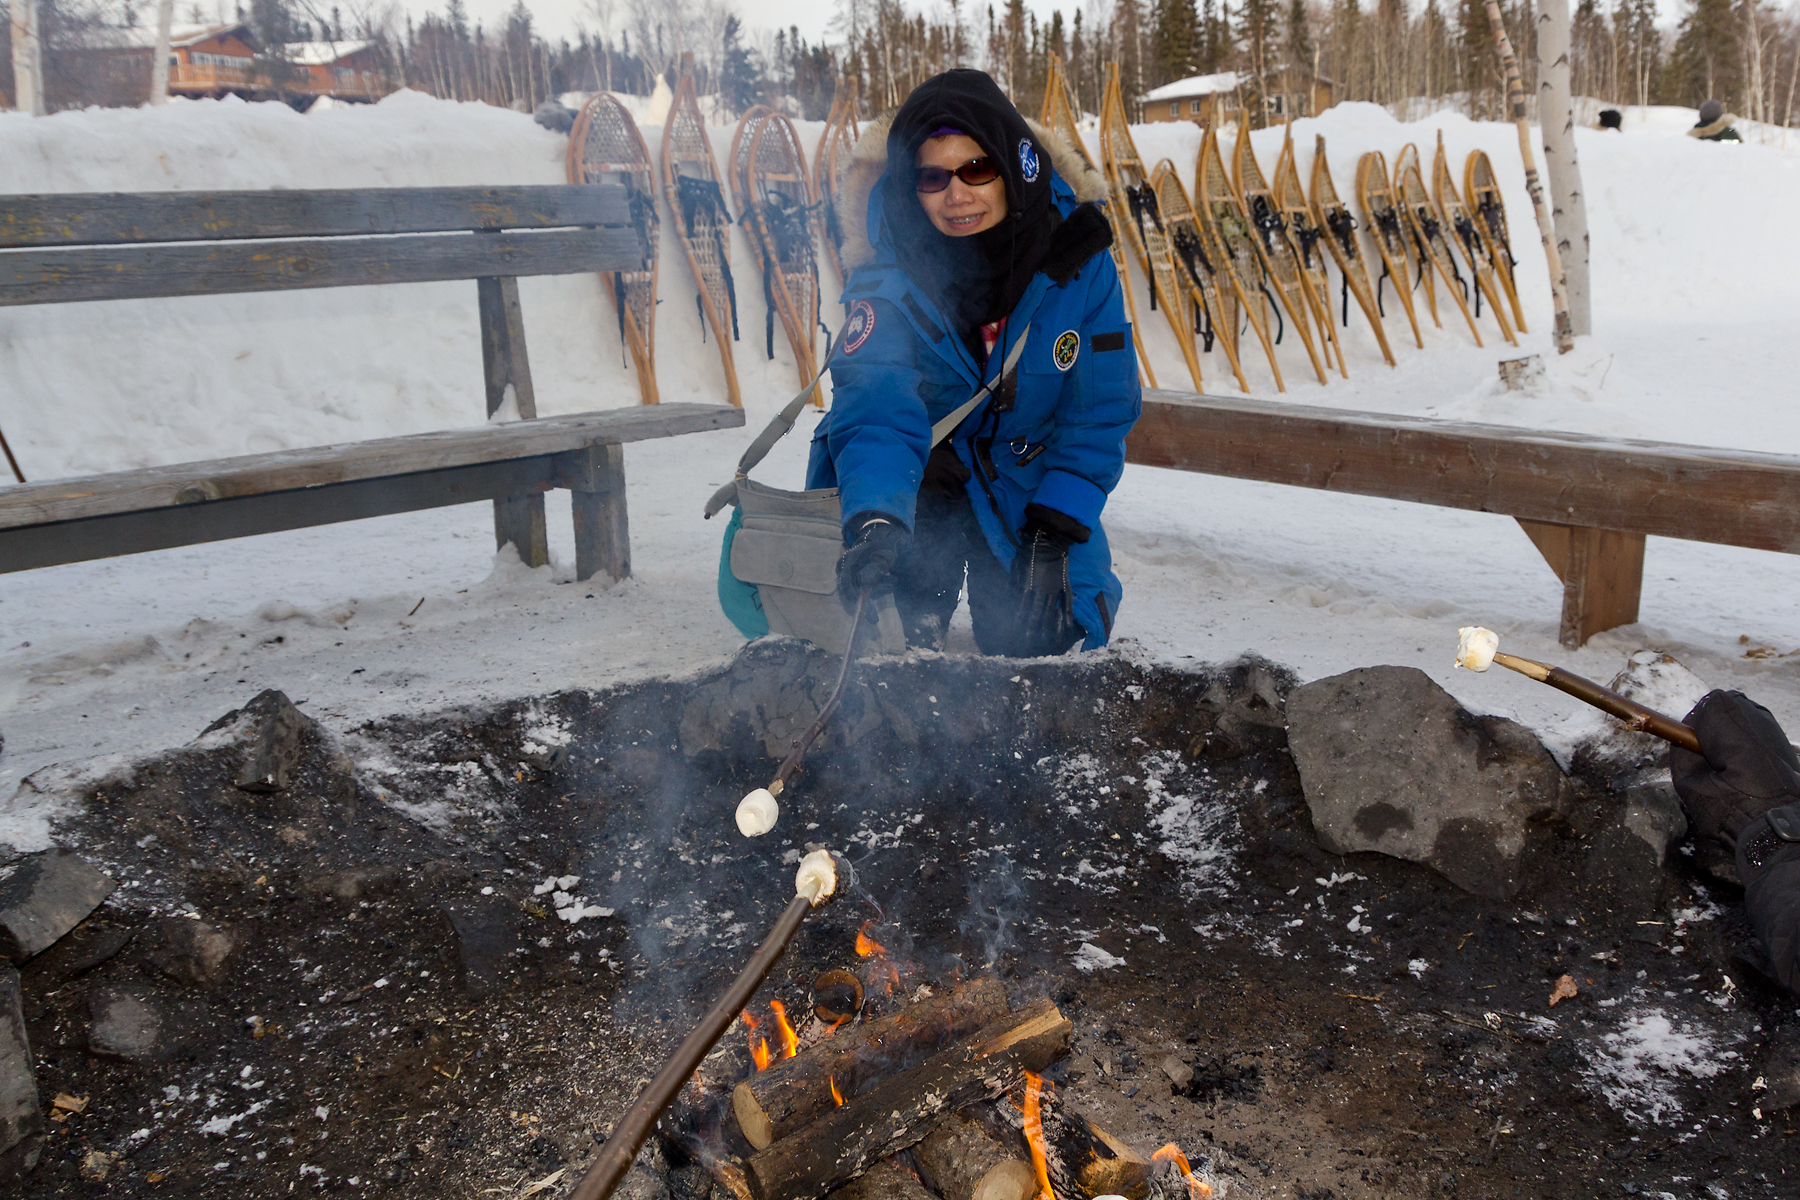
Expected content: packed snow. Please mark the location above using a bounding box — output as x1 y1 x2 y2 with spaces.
4 90 1800 848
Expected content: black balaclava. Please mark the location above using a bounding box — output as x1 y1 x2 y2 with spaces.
881 70 1058 336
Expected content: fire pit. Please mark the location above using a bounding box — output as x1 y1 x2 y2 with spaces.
14 640 1790 1199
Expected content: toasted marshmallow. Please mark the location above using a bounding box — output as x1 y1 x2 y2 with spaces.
1454 626 1499 672
736 788 779 837
795 849 838 905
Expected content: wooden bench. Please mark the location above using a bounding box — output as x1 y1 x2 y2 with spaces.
0 186 743 577
1128 390 1800 647
0 405 743 579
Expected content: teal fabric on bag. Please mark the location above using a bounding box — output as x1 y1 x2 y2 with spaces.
717 506 769 638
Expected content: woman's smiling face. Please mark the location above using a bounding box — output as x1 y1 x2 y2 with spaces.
914 134 1007 237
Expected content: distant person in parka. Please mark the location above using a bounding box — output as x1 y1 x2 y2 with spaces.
1671 691 1800 993
807 69 1140 657
1687 99 1742 142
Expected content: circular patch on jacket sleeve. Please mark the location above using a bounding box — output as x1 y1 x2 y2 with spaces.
1052 329 1081 371
842 300 877 355
1018 138 1041 184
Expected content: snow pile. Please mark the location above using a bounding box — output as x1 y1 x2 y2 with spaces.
1071 942 1126 972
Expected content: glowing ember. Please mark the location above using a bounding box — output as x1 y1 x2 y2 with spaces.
769 1000 800 1060
854 921 886 958
1021 1072 1054 1200
829 1076 844 1106
743 1010 771 1071
855 921 901 995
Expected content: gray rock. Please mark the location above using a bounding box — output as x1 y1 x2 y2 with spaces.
0 849 117 962
1286 665 1574 900
1582 774 1689 911
202 689 316 793
1160 1053 1195 1089
88 986 188 1064
0 969 43 1181
144 918 241 988
441 898 524 997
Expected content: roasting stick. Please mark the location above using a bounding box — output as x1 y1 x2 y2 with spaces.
571 850 844 1200
1453 626 1701 754
737 587 872 837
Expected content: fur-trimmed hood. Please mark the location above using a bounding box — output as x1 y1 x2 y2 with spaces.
837 113 1110 272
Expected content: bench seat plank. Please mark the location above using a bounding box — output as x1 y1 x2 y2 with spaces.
0 404 744 529
0 226 645 306
1128 389 1800 554
0 185 631 247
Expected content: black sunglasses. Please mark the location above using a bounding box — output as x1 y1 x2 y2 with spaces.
914 157 1001 194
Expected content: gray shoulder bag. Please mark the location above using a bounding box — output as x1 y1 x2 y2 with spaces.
703 330 1031 656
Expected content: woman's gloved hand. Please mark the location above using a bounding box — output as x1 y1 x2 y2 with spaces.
837 513 906 611
1007 504 1089 656
1670 690 1800 847
1671 689 1800 994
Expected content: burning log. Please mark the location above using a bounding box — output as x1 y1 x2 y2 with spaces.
991 1089 1156 1200
732 974 1008 1149
825 1160 937 1200
914 1111 1037 1200
743 997 1072 1200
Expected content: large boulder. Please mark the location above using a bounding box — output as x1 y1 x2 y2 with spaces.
0 850 116 963
1286 665 1574 899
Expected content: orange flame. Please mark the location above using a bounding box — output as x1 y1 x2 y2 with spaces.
829 1076 844 1106
1021 1071 1054 1200
854 921 886 957
1153 1144 1212 1199
742 1010 772 1071
855 921 901 995
769 1000 800 1060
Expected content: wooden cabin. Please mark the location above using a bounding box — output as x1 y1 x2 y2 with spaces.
1139 72 1244 126
70 23 261 105
278 41 390 104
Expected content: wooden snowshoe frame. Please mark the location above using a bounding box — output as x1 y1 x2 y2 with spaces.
1195 126 1285 392
813 77 859 292
1307 135 1397 366
731 107 823 404
661 56 743 407
1464 149 1529 333
1355 150 1425 349
1150 159 1248 392
569 92 661 405
1395 143 1483 346
1098 64 1204 392
1232 128 1329 384
1432 133 1517 346
1270 125 1347 378
1040 57 1156 389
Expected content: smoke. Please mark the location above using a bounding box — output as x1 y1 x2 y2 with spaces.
958 851 1026 968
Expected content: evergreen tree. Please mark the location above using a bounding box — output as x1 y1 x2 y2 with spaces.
1154 0 1200 84
719 14 764 112
1286 0 1311 72
1670 0 1740 106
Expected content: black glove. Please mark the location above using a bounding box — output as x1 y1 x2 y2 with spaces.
1670 690 1800 848
1006 505 1089 657
837 512 906 611
1739 813 1800 994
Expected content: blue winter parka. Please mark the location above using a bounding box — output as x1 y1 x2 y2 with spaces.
804 118 1142 648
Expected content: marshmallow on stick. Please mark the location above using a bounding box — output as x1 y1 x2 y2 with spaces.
1449 627 1700 753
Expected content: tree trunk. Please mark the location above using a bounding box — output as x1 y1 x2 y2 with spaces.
1535 0 1591 335
150 0 175 106
743 999 1072 1200
10 0 45 116
732 975 1008 1150
1484 0 1575 353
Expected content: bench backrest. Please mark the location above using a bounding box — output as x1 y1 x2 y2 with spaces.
0 185 641 305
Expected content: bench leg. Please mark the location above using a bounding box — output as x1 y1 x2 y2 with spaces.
559 443 630 583
1516 519 1645 649
495 493 549 568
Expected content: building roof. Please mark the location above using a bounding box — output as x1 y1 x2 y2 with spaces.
1140 72 1241 103
279 41 375 66
87 22 259 52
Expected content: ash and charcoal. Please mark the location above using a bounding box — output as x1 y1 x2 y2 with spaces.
0 641 1792 1199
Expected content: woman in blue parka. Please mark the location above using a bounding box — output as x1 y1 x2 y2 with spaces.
808 69 1141 656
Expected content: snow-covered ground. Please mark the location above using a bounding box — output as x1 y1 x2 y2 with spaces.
4 91 1799 848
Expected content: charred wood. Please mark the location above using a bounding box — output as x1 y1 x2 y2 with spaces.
824 1160 937 1200
732 974 1008 1149
914 1110 1037 1200
743 998 1072 1200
